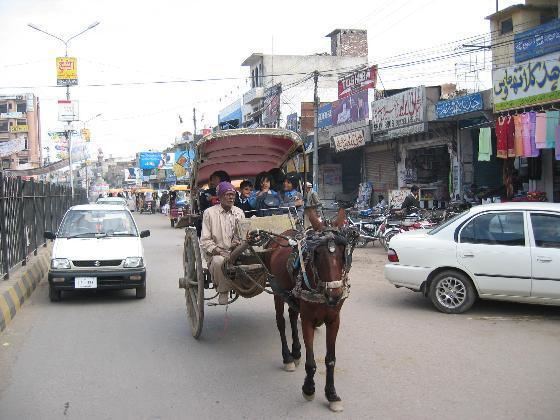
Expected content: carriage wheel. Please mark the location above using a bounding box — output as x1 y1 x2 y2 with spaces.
183 227 205 339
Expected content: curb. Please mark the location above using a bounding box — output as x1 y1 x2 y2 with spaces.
0 245 51 333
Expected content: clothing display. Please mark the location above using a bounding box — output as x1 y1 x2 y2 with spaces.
535 112 547 149
513 115 524 156
545 110 560 149
528 111 540 157
520 113 531 157
478 127 492 161
496 116 515 158
556 126 560 160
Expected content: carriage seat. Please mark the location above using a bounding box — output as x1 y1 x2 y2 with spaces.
235 214 295 256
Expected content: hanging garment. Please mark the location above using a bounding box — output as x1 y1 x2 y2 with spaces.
545 110 559 149
556 126 560 160
495 116 508 158
535 112 547 148
513 115 524 156
478 127 492 161
521 113 531 157
528 111 540 157
507 116 515 157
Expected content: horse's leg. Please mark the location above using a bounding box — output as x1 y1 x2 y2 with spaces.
324 314 343 412
275 295 295 371
288 307 301 365
301 315 316 401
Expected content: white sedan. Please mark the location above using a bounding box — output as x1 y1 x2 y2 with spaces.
384 202 560 313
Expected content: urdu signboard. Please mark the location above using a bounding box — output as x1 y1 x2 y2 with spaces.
332 129 365 153
338 66 377 99
435 92 484 119
371 86 426 134
56 57 78 86
514 19 560 63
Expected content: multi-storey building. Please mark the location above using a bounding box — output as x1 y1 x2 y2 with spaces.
0 93 42 170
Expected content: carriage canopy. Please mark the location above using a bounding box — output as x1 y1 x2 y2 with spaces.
191 128 304 187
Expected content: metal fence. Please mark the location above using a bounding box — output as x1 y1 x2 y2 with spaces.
0 173 87 279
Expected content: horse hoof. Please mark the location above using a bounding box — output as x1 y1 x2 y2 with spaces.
302 392 315 401
329 401 344 412
283 362 296 372
294 358 301 367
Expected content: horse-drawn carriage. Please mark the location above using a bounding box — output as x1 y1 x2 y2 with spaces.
177 128 357 412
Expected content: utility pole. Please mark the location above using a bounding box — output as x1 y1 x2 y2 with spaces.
193 107 197 138
312 71 320 194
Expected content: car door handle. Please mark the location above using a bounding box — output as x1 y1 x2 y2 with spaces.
461 252 475 258
536 256 552 263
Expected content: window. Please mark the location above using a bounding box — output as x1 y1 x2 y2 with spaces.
531 213 560 248
500 18 513 34
0 104 7 113
18 158 28 165
0 121 8 132
17 119 26 126
460 212 525 246
7 103 13 110
2 159 10 169
16 103 26 113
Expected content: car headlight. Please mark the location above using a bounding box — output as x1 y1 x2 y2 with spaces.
123 257 143 268
51 258 71 269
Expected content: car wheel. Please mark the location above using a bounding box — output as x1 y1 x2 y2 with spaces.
383 230 399 251
136 286 146 299
429 270 476 314
49 285 61 302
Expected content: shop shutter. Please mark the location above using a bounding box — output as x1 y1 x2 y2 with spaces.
365 149 398 198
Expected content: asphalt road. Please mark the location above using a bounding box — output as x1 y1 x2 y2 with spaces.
1 213 559 419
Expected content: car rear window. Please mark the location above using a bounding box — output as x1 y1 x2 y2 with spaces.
428 211 469 235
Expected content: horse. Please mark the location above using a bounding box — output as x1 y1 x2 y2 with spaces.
263 208 356 412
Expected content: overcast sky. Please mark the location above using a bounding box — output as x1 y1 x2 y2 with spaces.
0 0 519 160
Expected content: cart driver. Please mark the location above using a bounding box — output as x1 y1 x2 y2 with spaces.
200 181 245 305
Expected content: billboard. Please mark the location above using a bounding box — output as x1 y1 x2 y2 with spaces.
371 86 426 133
173 149 195 178
338 66 377 99
56 57 78 86
262 84 282 126
331 90 369 126
138 152 162 169
218 99 242 129
318 103 332 129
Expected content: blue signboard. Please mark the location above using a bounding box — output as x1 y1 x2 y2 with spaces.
515 19 560 63
436 92 484 119
138 152 163 169
317 103 332 129
286 113 298 131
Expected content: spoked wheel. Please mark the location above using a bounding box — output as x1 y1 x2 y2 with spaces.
183 227 205 339
383 229 400 251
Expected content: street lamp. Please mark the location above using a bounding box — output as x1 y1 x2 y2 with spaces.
28 21 100 199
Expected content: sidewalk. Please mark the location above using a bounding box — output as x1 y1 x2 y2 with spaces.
0 244 51 332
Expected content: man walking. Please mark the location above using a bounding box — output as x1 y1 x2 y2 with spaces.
199 182 244 305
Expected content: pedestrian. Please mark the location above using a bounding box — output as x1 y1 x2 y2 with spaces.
401 185 420 215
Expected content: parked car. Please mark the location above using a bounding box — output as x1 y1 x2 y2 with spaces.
45 204 150 302
95 196 127 207
384 202 560 313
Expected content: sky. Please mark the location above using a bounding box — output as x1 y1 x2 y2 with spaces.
0 0 520 161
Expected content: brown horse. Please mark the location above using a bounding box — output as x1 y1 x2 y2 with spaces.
264 208 355 412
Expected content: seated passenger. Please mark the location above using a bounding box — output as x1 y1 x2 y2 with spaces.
235 180 255 217
280 175 304 219
249 172 281 217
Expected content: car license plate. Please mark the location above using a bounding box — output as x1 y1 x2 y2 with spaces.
75 277 97 289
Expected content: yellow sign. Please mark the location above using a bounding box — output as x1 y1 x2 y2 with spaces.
9 125 28 133
56 57 78 86
81 128 91 141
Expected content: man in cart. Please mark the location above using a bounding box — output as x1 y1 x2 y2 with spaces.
199 181 245 305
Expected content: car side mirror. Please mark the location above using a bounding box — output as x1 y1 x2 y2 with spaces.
140 230 150 238
44 231 56 240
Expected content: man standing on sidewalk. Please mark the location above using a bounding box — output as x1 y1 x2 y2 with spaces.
199 181 244 305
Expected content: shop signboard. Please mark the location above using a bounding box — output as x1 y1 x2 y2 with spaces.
138 152 162 169
9 125 29 133
57 100 79 122
332 129 365 153
317 103 332 129
493 52 560 111
372 86 426 133
56 57 78 86
435 92 484 119
286 113 298 132
262 84 282 126
338 66 377 99
332 90 369 126
0 112 24 119
514 19 560 63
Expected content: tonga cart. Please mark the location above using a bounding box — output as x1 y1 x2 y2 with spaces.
177 128 305 338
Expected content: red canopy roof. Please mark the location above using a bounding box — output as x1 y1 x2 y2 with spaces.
192 128 304 187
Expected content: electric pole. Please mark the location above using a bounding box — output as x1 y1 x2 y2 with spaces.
193 107 197 139
312 71 319 194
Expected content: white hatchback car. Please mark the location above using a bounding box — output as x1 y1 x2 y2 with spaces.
45 204 150 301
385 202 560 313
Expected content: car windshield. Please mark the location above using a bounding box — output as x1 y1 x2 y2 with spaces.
58 209 138 238
97 198 126 205
427 210 470 235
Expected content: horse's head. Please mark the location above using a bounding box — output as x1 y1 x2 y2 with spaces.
303 207 358 307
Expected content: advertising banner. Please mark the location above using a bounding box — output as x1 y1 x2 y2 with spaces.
435 92 484 119
338 66 377 99
286 113 298 131
80 128 91 141
58 100 79 122
262 84 282 126
332 129 365 152
0 137 25 157
0 112 24 119
158 152 174 169
331 90 369 126
56 57 78 86
371 86 426 132
318 103 332 129
492 52 560 111
173 149 195 178
515 19 560 63
9 125 29 133
218 99 242 129
138 152 162 169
